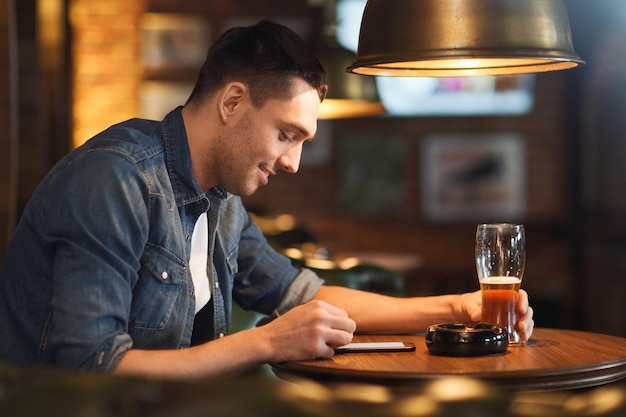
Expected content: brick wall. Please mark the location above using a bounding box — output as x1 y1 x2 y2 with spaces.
70 0 146 147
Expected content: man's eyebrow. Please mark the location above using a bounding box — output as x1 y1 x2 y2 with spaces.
288 123 314 139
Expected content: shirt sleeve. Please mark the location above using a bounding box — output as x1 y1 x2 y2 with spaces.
43 149 149 371
230 207 324 315
272 267 324 314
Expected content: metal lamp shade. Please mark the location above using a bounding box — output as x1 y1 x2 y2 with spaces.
347 0 585 77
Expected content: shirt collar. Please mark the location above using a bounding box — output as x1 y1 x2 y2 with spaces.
160 106 232 207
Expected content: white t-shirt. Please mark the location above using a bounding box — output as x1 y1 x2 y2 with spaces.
189 212 211 314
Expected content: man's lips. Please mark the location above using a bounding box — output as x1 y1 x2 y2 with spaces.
259 167 274 185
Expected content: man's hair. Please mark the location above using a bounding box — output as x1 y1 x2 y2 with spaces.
186 19 328 109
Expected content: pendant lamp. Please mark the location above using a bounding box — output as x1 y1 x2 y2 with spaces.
347 0 584 77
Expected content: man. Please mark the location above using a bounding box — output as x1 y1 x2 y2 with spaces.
0 20 533 380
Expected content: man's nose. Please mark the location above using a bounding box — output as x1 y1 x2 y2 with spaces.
277 144 302 174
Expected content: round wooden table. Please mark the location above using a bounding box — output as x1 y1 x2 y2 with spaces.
272 328 626 392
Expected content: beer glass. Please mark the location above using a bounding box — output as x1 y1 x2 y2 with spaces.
475 223 525 344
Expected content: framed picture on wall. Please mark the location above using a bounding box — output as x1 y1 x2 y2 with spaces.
339 135 404 218
420 133 526 223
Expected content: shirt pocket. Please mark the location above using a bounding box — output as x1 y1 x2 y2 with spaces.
132 245 188 331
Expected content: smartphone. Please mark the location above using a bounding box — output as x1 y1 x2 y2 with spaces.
335 341 416 353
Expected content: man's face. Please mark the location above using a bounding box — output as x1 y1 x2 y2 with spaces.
214 78 320 196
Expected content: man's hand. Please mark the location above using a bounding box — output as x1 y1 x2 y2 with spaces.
453 289 534 342
516 289 534 342
453 290 483 324
257 300 356 363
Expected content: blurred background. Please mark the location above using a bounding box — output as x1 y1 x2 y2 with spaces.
1 0 625 336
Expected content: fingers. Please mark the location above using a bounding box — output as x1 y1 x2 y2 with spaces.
518 306 535 342
469 308 482 324
313 327 354 358
305 307 355 352
317 301 357 333
307 300 356 349
516 289 535 341
265 300 355 362
469 290 482 322
456 291 482 324
516 305 535 342
517 289 529 315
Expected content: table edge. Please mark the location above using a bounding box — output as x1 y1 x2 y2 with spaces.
272 328 626 391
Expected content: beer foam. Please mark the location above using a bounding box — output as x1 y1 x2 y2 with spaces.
481 276 521 284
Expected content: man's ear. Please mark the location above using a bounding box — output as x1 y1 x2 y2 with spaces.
218 82 248 124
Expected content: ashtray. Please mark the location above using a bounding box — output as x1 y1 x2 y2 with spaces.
425 323 509 357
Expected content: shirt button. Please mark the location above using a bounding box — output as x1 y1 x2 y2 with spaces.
185 235 191 242
161 271 168 280
215 282 219 289
189 290 195 298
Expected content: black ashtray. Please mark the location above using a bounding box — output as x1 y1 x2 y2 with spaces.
425 323 509 357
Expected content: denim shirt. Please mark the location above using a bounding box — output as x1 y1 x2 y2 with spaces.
0 107 323 371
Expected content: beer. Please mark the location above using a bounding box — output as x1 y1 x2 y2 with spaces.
480 276 521 344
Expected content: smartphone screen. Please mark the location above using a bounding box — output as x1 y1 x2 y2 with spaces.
335 341 416 353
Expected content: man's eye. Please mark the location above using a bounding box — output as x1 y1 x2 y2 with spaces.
280 132 295 143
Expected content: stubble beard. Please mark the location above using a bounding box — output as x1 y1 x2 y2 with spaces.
215 110 261 197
